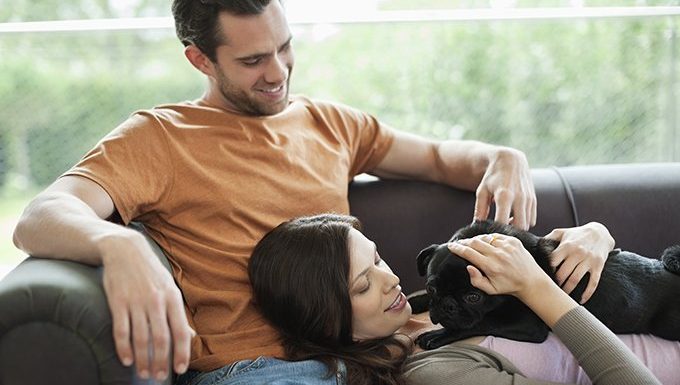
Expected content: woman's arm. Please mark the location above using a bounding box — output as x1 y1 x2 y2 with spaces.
445 234 659 385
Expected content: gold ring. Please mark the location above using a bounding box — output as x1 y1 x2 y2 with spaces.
489 234 498 246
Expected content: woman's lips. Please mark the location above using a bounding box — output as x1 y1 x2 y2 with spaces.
385 292 407 312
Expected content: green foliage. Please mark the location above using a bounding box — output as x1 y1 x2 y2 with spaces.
0 12 678 191
0 29 204 187
378 0 679 9
0 132 7 186
0 0 171 22
293 17 676 166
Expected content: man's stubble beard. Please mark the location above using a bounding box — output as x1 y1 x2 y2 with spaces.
216 68 292 117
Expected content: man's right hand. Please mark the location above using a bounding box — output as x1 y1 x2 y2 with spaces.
99 231 194 381
13 176 193 381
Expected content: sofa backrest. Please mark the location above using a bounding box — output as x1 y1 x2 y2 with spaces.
349 163 680 294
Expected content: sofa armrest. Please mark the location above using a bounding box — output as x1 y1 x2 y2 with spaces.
0 223 173 385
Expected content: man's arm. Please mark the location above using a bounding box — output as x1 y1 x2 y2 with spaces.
12 175 192 381
372 130 610 300
370 130 537 230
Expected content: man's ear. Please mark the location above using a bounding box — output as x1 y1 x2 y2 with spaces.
184 45 216 78
416 245 438 277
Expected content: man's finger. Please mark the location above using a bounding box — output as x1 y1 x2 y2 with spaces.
148 302 171 381
474 188 492 222
131 309 151 379
529 192 538 227
111 305 133 367
493 190 513 225
511 198 528 230
167 296 193 375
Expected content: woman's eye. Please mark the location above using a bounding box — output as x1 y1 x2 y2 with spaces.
358 283 370 294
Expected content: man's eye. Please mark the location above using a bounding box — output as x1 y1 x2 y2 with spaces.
242 58 261 66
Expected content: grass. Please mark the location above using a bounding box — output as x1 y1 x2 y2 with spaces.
0 190 35 266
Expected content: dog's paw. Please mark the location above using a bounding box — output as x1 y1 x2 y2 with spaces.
416 329 453 350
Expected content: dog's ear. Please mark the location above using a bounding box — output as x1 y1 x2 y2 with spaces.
417 245 439 277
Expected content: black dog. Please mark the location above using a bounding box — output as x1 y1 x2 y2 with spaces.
415 220 680 350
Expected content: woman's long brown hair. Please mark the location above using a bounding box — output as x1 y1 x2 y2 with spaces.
249 214 411 385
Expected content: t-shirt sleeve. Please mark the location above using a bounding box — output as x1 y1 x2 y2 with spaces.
61 111 173 224
314 100 395 177
347 112 395 177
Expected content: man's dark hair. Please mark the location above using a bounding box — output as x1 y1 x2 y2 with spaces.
172 0 274 62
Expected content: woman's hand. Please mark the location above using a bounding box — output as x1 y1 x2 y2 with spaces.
448 233 551 298
449 233 579 327
544 222 615 304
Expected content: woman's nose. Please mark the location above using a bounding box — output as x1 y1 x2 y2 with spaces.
382 270 400 293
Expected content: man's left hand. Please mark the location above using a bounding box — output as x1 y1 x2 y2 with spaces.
474 148 536 230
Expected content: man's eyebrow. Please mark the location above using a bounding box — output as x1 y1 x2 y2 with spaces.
351 242 378 286
235 35 293 62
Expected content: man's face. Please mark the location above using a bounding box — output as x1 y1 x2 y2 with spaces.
210 1 294 116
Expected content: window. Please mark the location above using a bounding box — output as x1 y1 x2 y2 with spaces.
0 1 678 275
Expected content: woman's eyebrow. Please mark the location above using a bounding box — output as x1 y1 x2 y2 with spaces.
351 243 378 286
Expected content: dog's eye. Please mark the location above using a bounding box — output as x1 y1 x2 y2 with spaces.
463 292 482 304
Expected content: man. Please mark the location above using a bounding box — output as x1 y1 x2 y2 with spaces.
12 0 611 383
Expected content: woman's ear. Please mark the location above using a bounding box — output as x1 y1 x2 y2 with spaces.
184 45 216 78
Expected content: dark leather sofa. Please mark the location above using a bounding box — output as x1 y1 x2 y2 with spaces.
1 163 679 385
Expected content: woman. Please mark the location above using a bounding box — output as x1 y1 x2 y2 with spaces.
248 214 673 385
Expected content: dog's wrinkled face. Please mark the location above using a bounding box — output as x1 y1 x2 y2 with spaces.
417 243 505 329
417 220 556 330
415 220 562 347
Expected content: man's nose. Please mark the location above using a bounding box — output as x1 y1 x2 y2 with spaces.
265 54 287 84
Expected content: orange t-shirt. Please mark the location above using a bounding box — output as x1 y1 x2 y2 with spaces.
63 95 395 371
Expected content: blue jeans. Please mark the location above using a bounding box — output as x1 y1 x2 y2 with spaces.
175 357 346 385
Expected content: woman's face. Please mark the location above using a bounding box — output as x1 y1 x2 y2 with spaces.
348 228 412 340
